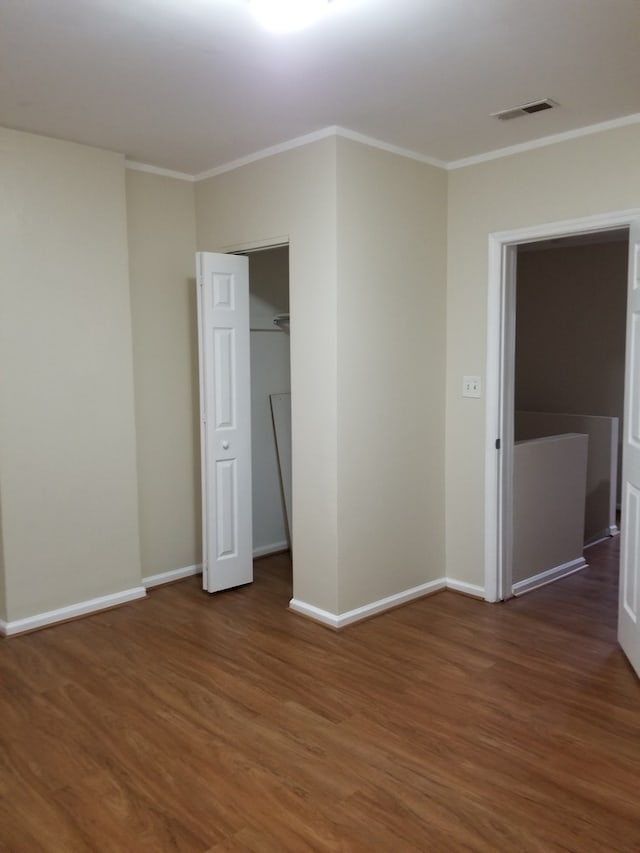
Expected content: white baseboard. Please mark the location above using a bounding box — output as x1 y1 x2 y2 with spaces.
143 564 202 589
0 586 147 637
584 534 611 549
290 578 447 629
253 541 289 559
446 578 485 598
512 557 587 596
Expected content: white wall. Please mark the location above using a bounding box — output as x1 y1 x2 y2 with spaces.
336 137 448 611
513 434 588 584
126 169 200 578
248 247 290 554
195 138 339 613
446 122 640 589
515 411 618 544
0 128 142 621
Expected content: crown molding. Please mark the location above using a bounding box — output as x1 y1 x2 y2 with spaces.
126 112 640 183
194 127 339 181
333 126 448 169
447 112 640 170
125 160 195 182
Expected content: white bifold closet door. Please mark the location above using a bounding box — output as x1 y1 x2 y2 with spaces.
196 252 253 593
619 221 640 679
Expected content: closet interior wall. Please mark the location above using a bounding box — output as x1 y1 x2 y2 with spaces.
248 247 291 557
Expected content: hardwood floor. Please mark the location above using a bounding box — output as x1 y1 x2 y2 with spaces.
1 540 639 852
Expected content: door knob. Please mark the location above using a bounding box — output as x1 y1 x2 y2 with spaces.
222 440 230 449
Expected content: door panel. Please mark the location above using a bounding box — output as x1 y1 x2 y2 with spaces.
619 221 640 677
197 252 253 593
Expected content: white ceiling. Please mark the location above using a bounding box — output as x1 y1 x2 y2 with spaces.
1 0 639 176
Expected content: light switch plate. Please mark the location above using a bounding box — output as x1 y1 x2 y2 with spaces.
462 375 481 398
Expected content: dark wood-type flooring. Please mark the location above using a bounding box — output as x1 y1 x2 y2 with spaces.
1 537 639 852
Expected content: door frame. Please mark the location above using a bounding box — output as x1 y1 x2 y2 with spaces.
484 208 640 603
220 236 292 557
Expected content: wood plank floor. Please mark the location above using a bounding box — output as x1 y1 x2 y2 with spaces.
1 539 639 852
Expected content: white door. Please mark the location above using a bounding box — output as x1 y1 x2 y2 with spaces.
196 252 253 593
619 220 640 677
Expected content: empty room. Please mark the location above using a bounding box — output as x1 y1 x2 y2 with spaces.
1 1 640 850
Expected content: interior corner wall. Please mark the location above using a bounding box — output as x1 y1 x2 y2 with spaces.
126 170 200 578
446 122 640 589
0 127 142 622
335 137 448 612
194 138 339 615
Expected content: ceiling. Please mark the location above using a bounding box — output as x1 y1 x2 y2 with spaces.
1 0 639 177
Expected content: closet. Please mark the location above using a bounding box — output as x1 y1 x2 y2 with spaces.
247 245 291 558
196 245 291 594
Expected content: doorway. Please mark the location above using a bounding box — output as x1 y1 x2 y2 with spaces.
245 245 292 560
485 210 640 593
509 232 627 593
196 244 292 596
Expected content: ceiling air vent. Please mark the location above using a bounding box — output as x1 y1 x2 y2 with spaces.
491 99 556 121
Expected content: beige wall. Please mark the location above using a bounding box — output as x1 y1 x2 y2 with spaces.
0 497 6 621
126 170 200 577
516 240 627 418
335 138 447 611
447 123 640 588
0 128 142 621
195 138 340 613
5 120 637 625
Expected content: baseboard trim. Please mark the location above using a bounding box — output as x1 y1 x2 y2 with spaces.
253 541 289 559
143 564 202 589
512 558 587 597
290 578 447 629
446 578 485 599
584 534 611 550
0 586 147 637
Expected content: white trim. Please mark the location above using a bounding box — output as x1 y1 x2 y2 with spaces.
485 208 640 604
447 112 640 170
0 587 147 637
220 236 290 255
511 558 587 596
584 534 612 550
289 579 446 628
125 160 195 182
609 524 620 536
446 578 485 598
142 564 202 589
334 126 447 169
195 125 446 182
126 113 640 184
253 541 289 559
484 236 505 603
195 127 339 180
